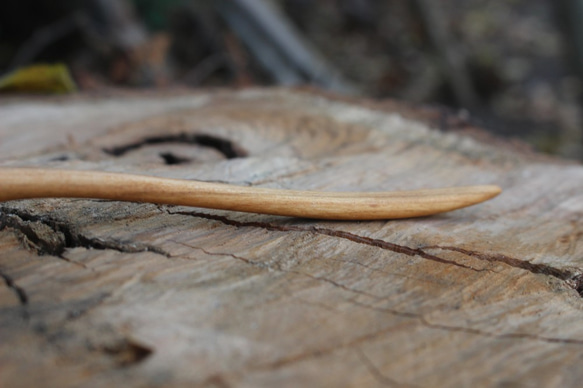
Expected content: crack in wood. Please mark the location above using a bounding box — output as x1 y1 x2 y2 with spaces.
324 255 449 286
175 240 395 301
102 133 248 159
161 211 583 349
175 242 416 309
265 317 583 381
349 298 583 345
171 237 583 349
100 338 154 367
239 299 583 379
34 321 154 369
64 274 143 323
289 269 384 299
167 210 485 272
0 206 169 258
172 241 401 308
64 292 111 321
169 234 583 350
240 310 495 379
158 151 191 165
425 246 583 296
0 269 29 320
356 347 418 387
171 240 269 268
207 330 418 387
166 210 583 296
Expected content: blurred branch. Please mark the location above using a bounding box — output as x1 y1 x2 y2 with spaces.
412 0 480 109
551 0 583 159
214 0 357 94
8 14 82 71
554 0 583 80
181 52 231 85
8 0 148 70
85 0 148 51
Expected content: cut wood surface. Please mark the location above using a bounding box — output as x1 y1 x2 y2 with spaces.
1 88 583 387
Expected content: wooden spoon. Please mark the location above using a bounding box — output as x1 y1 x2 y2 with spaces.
0 168 501 220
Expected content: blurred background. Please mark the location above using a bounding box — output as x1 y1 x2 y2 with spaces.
1 0 583 160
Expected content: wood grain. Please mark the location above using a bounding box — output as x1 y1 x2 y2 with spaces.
1 89 583 388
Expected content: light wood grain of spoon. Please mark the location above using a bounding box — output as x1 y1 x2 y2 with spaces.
0 168 501 220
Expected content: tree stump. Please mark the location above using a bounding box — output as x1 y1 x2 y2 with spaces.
1 89 583 387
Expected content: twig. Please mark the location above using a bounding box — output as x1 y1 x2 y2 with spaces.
214 0 357 94
8 14 82 70
412 0 480 109
182 53 231 86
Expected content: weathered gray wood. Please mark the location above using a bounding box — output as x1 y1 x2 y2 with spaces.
1 89 583 387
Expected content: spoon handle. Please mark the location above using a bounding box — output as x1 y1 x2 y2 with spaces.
0 168 501 220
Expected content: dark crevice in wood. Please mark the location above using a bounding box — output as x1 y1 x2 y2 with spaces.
167 210 583 297
172 241 394 303
159 152 191 165
101 339 154 367
0 270 29 305
0 269 29 320
574 275 583 297
64 292 111 321
229 313 427 376
174 226 583 349
425 246 583 296
254 299 583 377
48 154 71 162
2 215 66 256
311 229 484 272
242 304 583 381
102 133 248 159
74 233 169 257
166 210 485 272
0 206 169 258
172 240 267 267
349 298 583 345
175 238 407 303
356 347 416 388
174 240 388 300
289 269 386 299
419 316 583 344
